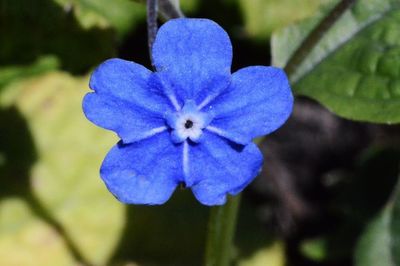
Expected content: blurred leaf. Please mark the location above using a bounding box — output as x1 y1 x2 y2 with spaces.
52 0 146 37
355 173 400 266
271 0 337 70
0 56 59 90
239 0 331 40
272 0 400 123
179 0 199 13
234 199 285 265
299 148 400 263
0 198 75 266
133 0 199 14
1 72 125 265
0 0 116 73
300 238 327 262
354 205 394 266
113 190 209 265
238 241 285 266
390 181 400 265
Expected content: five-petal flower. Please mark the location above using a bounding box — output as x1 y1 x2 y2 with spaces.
82 18 293 206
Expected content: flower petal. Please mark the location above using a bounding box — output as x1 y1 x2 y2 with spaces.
83 93 168 143
83 58 173 143
100 132 183 205
206 66 293 145
152 18 232 104
187 132 263 206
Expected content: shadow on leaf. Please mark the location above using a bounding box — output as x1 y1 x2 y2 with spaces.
0 106 91 265
0 0 116 74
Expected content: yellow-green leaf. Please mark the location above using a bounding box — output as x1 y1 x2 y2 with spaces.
239 0 332 40
53 0 146 37
0 198 76 266
2 72 125 265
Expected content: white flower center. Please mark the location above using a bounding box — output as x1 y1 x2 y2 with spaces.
175 114 204 141
165 100 213 143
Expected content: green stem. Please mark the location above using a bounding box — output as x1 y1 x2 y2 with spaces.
284 0 355 78
205 194 241 266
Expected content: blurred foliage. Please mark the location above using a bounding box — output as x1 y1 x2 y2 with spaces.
300 237 327 262
0 0 400 265
0 56 60 90
52 0 146 36
238 0 332 40
0 0 115 74
354 170 400 266
238 241 285 266
0 72 125 265
297 148 400 264
272 0 400 123
354 207 393 266
0 198 76 266
112 191 209 265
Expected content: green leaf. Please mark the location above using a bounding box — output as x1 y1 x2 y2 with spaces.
1 72 125 265
238 241 285 266
0 198 75 266
294 148 400 264
239 0 331 40
300 238 327 262
390 182 400 265
0 56 59 90
133 0 199 14
272 0 400 123
354 178 400 266
354 206 394 266
180 0 200 12
52 0 146 37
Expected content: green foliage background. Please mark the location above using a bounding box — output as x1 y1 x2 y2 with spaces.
1 0 400 265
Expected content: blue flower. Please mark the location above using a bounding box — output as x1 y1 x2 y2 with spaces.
82 18 293 206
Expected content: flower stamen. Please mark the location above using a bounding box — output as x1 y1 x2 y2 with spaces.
185 120 194 129
165 100 214 143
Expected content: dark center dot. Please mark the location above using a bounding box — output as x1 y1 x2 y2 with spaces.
184 120 194 129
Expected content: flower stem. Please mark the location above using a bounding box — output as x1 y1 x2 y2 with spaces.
284 0 356 78
146 0 158 67
205 194 241 266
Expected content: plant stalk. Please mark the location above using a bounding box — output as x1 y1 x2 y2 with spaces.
205 195 241 266
146 0 158 68
284 0 356 78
